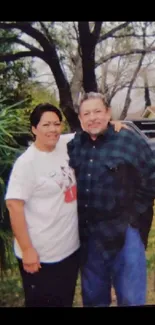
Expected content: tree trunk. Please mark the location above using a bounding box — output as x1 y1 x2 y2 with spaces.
70 56 83 113
43 52 80 131
144 86 151 108
144 72 151 108
81 44 98 92
78 22 102 92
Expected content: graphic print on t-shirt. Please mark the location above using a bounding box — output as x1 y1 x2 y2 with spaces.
50 161 77 203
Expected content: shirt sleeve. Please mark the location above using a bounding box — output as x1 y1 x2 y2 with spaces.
5 157 35 202
60 133 75 144
129 132 155 209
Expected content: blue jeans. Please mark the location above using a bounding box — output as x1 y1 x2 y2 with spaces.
81 225 146 306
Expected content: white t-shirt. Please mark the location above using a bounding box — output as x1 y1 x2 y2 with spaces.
5 134 80 263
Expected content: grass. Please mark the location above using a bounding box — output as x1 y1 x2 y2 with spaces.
1 216 155 307
145 215 155 305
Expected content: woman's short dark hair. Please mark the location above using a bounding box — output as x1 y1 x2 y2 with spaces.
30 103 62 128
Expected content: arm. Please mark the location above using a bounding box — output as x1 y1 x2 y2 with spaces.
5 158 41 273
129 135 155 248
127 131 155 209
110 120 129 132
6 199 40 273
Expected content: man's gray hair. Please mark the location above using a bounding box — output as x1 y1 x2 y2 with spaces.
78 92 109 112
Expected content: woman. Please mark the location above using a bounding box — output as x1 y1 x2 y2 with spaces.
5 103 80 307
5 103 126 307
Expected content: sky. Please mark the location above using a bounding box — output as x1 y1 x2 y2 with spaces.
31 56 155 120
18 22 155 120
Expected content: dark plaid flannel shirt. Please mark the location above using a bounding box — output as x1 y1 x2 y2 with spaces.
67 125 155 259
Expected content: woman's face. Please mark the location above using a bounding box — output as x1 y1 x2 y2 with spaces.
32 111 62 151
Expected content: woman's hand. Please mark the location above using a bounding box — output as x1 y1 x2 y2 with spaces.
22 246 41 273
110 120 129 132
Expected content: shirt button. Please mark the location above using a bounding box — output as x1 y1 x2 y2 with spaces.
88 174 91 177
93 146 96 148
85 204 88 207
90 159 93 162
86 189 89 192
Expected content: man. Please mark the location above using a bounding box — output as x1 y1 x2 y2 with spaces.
67 92 155 307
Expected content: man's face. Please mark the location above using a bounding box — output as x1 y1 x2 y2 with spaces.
79 98 111 139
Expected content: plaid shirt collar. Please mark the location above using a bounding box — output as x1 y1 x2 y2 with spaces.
79 122 113 145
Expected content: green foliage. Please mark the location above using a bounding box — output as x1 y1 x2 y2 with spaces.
0 83 69 274
0 98 31 172
0 98 32 274
0 270 24 307
0 97 32 194
29 82 58 108
146 224 155 272
28 82 70 133
0 229 15 276
0 29 35 107
146 204 155 274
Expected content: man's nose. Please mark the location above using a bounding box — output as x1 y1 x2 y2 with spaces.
89 112 96 120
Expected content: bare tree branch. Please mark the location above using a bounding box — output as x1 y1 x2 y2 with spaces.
120 19 148 119
39 21 54 44
107 33 155 39
0 37 41 52
100 61 109 97
125 86 155 89
73 22 79 42
96 46 155 67
0 22 80 129
141 23 152 108
110 81 131 101
92 22 103 40
32 73 55 79
0 50 44 63
108 57 124 102
120 53 145 119
98 22 131 43
0 22 51 50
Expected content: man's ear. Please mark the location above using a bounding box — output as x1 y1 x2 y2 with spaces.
107 107 112 121
78 114 85 131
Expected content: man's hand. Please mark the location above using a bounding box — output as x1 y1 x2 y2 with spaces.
22 247 41 273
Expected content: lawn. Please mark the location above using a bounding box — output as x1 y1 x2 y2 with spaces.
0 217 155 307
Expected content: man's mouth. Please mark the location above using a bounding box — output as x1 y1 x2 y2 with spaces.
89 124 100 128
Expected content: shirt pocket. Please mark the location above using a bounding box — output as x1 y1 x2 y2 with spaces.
104 159 126 185
97 158 129 210
99 158 125 181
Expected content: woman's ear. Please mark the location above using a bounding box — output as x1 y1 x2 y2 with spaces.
31 126 37 136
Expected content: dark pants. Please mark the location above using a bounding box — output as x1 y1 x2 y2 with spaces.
18 249 80 307
81 226 146 307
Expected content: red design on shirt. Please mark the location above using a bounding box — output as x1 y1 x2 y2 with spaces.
64 185 77 203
